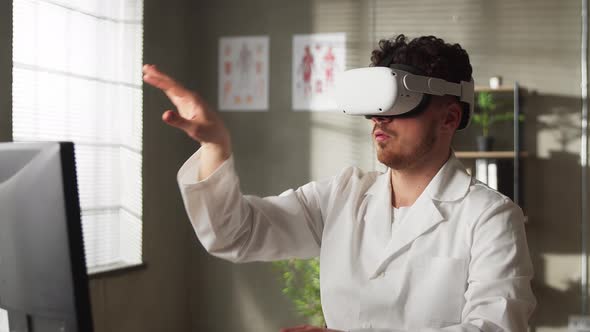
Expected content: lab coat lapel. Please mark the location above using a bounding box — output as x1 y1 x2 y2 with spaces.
366 154 471 277
372 195 444 276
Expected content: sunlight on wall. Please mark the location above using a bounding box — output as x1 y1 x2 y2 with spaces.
309 0 379 181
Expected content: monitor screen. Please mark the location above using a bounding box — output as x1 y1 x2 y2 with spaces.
0 142 93 332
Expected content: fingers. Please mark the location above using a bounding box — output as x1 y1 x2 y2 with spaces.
162 110 195 134
142 64 175 90
146 64 227 145
143 64 192 101
143 63 214 120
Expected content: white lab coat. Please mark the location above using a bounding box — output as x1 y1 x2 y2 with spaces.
177 149 536 332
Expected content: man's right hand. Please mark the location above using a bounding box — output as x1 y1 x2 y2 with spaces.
143 64 232 179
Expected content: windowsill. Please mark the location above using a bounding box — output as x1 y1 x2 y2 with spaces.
88 261 147 279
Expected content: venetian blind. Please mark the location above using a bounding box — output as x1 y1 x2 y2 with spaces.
12 0 144 273
308 0 380 180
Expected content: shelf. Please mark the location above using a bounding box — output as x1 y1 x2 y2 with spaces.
474 85 517 92
455 151 529 159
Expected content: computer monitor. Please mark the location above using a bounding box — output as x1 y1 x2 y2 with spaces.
0 142 93 332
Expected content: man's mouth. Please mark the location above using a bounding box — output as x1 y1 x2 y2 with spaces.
373 129 391 142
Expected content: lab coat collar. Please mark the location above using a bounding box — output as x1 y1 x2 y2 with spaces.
424 153 472 202
363 153 472 277
365 153 471 203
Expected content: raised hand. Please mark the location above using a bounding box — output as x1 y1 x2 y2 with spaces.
143 64 231 179
142 64 231 149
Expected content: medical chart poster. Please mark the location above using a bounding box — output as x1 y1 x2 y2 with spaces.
218 36 269 111
292 33 346 111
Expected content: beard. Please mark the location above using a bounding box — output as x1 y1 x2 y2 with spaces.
374 122 437 170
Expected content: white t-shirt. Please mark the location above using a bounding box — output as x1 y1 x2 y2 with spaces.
392 206 410 229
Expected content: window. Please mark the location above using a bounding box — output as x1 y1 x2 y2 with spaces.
12 0 144 274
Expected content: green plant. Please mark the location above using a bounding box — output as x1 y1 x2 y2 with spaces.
472 91 523 137
273 258 325 326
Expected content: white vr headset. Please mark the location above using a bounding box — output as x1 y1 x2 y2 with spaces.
334 64 474 130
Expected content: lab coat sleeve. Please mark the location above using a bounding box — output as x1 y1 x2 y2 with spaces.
349 198 536 332
177 149 330 263
457 198 536 331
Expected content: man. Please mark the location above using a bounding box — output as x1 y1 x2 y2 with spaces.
143 34 536 332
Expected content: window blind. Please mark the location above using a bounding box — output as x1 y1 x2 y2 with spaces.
12 0 144 273
307 0 380 181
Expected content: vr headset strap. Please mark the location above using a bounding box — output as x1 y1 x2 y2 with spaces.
404 74 461 97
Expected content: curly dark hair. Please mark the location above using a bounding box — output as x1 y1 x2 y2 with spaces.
370 34 473 129
370 34 472 84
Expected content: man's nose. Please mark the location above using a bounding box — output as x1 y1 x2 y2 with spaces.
369 115 393 124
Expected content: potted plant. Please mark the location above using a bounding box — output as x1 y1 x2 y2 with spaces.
273 258 325 326
471 91 523 151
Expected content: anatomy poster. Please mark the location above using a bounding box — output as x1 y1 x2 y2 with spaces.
292 33 346 111
218 36 269 111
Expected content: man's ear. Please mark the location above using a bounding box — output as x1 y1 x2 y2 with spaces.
442 100 462 133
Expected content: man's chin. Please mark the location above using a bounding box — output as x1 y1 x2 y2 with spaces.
377 151 406 170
